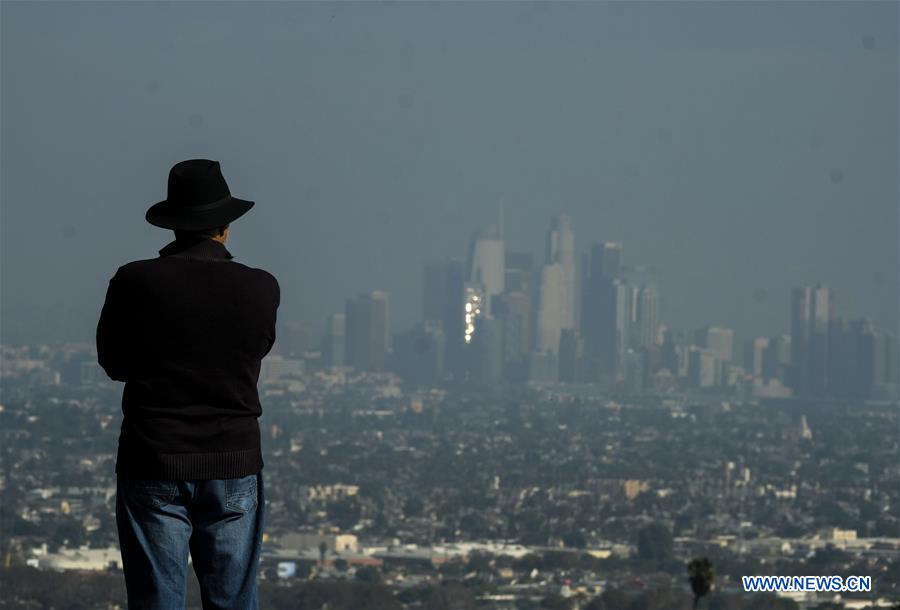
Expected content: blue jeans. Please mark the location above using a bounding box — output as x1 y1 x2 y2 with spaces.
115 472 264 610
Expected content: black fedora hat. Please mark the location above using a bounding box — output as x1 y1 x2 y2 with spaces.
145 159 255 231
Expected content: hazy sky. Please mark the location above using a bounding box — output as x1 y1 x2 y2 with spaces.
2 1 897 350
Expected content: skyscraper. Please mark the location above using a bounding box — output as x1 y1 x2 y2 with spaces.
688 346 719 388
790 283 835 396
841 317 897 400
533 215 577 358
422 258 466 378
631 284 659 350
471 315 503 388
393 320 445 386
880 332 900 400
322 313 345 368
504 251 534 295
279 322 309 358
743 337 770 379
467 225 504 316
536 262 564 354
762 334 791 385
694 325 734 364
590 242 623 280
423 259 449 324
545 215 576 331
624 347 647 395
827 316 849 397
661 327 689 378
610 278 632 378
581 242 629 383
492 290 531 380
558 328 584 382
850 317 878 398
345 291 389 372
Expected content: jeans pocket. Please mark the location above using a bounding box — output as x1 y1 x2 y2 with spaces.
225 474 258 513
126 479 178 510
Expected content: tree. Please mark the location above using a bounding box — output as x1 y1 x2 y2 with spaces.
404 496 424 517
355 565 381 584
540 594 570 609
423 583 477 610
562 528 587 549
687 556 715 610
636 522 673 567
465 550 494 574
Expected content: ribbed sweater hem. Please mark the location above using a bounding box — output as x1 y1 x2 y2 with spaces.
116 447 263 481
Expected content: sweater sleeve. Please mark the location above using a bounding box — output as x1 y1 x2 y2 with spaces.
263 274 280 357
96 268 133 382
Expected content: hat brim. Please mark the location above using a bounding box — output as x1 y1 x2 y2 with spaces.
146 197 255 231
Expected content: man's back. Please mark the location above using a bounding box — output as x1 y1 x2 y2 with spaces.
105 159 276 609
97 235 280 480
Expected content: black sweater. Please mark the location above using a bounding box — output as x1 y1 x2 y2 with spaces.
97 236 280 480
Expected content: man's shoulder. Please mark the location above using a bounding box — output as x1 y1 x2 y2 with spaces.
116 257 275 281
114 258 278 299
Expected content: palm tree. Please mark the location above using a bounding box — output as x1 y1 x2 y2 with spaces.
686 557 715 610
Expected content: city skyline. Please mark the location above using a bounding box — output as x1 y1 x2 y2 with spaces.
243 208 898 401
2 3 898 607
2 1 897 348
301 212 896 356
1 209 896 374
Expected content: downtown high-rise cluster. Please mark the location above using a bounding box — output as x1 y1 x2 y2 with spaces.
280 216 898 401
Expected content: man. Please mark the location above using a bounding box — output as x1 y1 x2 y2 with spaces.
97 159 280 609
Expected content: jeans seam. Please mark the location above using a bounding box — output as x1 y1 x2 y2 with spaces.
225 476 258 512
126 479 178 509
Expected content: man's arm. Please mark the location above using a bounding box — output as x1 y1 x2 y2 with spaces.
262 274 280 357
96 268 133 382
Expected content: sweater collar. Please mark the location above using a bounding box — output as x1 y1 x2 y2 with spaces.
158 237 234 260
